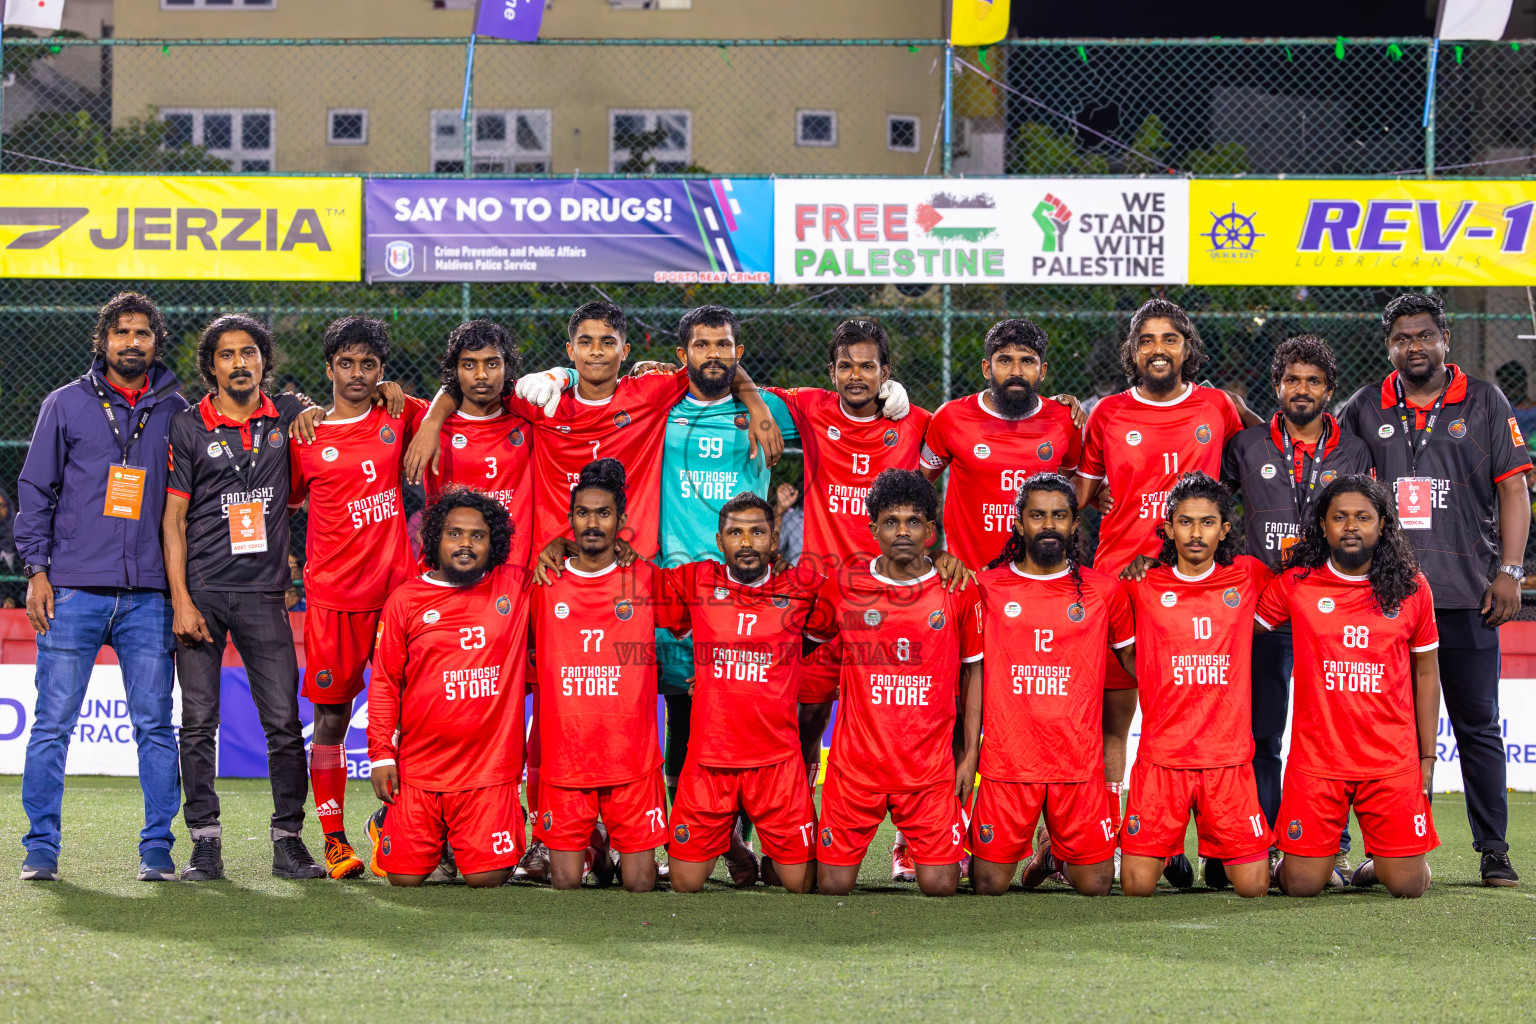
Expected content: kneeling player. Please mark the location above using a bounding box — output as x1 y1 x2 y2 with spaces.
664 494 830 894
368 489 533 887
1256 476 1440 899
1120 473 1272 897
970 474 1135 897
533 460 682 892
812 470 982 897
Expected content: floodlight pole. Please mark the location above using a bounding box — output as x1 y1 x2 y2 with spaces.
941 39 954 402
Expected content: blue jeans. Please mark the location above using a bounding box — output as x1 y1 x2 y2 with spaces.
21 586 179 857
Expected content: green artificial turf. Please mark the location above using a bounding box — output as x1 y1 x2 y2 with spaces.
1 778 1533 1023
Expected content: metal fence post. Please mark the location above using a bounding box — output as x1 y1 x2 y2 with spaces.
941 40 954 403
1424 37 1438 177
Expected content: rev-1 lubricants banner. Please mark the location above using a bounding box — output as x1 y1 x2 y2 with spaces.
0 175 361 280
774 178 1189 284
365 178 773 283
1191 179 1536 286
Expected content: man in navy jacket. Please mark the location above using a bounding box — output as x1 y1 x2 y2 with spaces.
13 292 189 882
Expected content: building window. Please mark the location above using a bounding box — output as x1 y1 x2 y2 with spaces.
161 0 276 9
887 115 919 153
328 108 368 146
431 108 551 174
160 108 275 171
609 109 691 172
796 110 837 148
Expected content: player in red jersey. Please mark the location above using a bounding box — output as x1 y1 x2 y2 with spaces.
368 488 532 887
288 317 427 878
812 471 983 897
663 493 832 894
969 473 1136 897
920 319 1083 570
1120 473 1273 898
1074 298 1256 858
532 460 686 892
1256 476 1441 899
425 320 533 568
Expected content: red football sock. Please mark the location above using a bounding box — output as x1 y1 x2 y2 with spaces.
310 743 348 837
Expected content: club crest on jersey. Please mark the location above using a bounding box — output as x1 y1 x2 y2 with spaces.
508 428 524 447
928 609 946 630
315 669 333 690
883 428 899 447
1287 819 1303 841
542 812 552 831
496 595 511 616
1223 587 1241 608
1125 430 1143 446
1320 470 1337 484
613 410 631 429
1126 814 1141 836
673 824 690 844
1160 591 1177 607
1383 606 1400 619
1448 418 1467 438
978 823 994 844
205 442 222 458
714 587 730 601
614 599 635 621
553 602 570 619
1261 463 1277 480
820 827 833 848
451 433 468 449
862 609 882 627
1067 602 1085 622
734 413 750 430
267 428 284 448
381 835 391 856
1317 597 1335 613
973 443 991 459
827 425 842 441
380 425 396 445
321 446 339 462
423 609 440 624
772 595 790 609
1195 423 1212 444
1377 423 1395 439
1003 601 1022 618
1037 441 1053 461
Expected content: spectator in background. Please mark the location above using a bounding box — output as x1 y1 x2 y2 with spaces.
0 488 21 598
13 292 189 883
774 480 804 565
285 552 306 612
1496 360 1536 463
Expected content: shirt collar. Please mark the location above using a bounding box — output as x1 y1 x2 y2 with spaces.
1378 364 1467 409
1269 412 1341 459
724 564 772 588
198 391 278 431
975 390 1040 421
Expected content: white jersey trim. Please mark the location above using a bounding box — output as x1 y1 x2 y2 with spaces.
562 558 619 579
1110 635 1136 650
960 653 984 664
1410 642 1441 653
1254 613 1279 631
1129 382 1194 407
725 566 772 588
1172 562 1218 583
1009 562 1070 581
869 557 937 587
453 409 505 422
976 390 1041 421
319 409 371 426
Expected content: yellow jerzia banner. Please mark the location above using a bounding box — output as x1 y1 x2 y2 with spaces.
0 175 361 280
1190 179 1536 286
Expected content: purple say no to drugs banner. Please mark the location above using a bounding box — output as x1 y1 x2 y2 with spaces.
364 179 773 284
475 0 545 43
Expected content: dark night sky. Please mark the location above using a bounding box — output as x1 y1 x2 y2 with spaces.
1013 1 1435 38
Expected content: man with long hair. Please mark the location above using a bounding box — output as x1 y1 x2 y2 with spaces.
1256 476 1441 899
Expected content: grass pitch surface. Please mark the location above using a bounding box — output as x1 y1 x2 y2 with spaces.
1 778 1533 1023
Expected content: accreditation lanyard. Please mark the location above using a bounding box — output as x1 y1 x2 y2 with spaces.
1276 415 1330 521
216 416 265 476
89 374 152 464
1393 366 1454 474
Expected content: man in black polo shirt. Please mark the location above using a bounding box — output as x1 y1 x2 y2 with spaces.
1340 294 1528 887
163 313 324 881
1222 334 1373 883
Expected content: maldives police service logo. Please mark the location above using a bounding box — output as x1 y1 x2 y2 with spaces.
1287 819 1303 841
451 433 468 449
1160 591 1178 607
928 609 946 630
1067 602 1085 622
820 827 834 848
206 442 222 457
1223 587 1241 608
978 823 994 844
1377 423 1395 439
734 413 750 430
496 595 511 616
1261 463 1277 480
384 240 413 276
613 411 631 429
1004 601 1022 618
1195 423 1212 444
541 812 552 831
772 595 790 609
267 428 284 448
863 609 883 627
973 443 991 459
1448 418 1468 438
315 670 333 690
673 824 690 844
553 602 570 619
379 425 396 445
321 446 339 462
1037 441 1053 461
1126 814 1141 836
883 428 899 447
508 427 524 446
1317 597 1335 613
423 609 440 624
1320 470 1338 484
827 425 842 441
614 599 635 621
1125 430 1143 446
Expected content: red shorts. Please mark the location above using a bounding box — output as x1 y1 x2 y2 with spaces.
669 756 817 865
1276 769 1439 859
1103 655 1137 690
534 768 668 855
967 777 1116 866
798 640 841 703
302 605 381 703
818 767 964 866
378 779 525 876
1121 759 1270 863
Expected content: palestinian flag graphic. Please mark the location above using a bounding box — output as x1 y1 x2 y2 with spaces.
914 192 998 243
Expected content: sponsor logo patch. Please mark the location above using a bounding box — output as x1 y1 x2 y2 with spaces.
553 602 570 619
1261 463 1277 480
734 413 749 430
1160 591 1178 607
978 823 994 844
1126 430 1143 446
1036 441 1053 461
206 442 222 458
423 609 440 624
1320 470 1337 484
973 443 991 459
496 595 511 616
321 446 339 462
542 812 552 832
1223 587 1241 608
863 609 882 627
614 599 634 621
772 595 790 609
928 609 946 630
1127 814 1141 836
451 433 468 449
1287 819 1303 841
714 587 730 601
820 827 834 848
1317 597 1335 613
1377 423 1395 439
1067 602 1085 622
267 428 284 448
508 428 524 446
315 669 333 690
1195 423 1212 444
1448 418 1467 439
379 425 396 445
827 425 841 441
883 428 899 447
613 411 631 429
673 824 690 843
1003 601 1022 618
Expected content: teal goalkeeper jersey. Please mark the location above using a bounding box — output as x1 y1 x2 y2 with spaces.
658 390 799 568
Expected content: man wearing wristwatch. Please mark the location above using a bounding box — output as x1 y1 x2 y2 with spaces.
12 293 190 883
1340 294 1531 887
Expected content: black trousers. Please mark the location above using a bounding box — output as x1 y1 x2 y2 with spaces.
176 590 308 836
1251 630 1351 852
1436 608 1508 853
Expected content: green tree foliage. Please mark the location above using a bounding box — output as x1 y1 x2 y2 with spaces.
1183 142 1251 175
3 109 232 174
1010 122 1109 175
